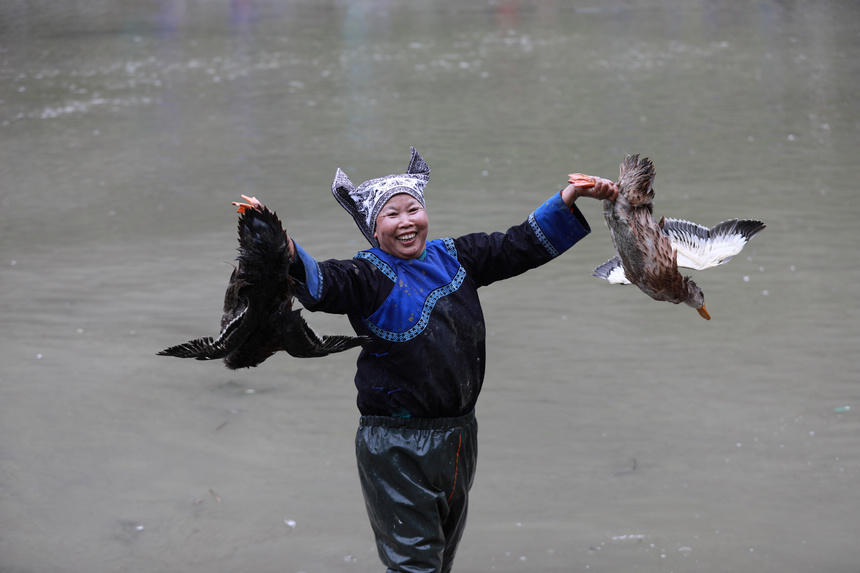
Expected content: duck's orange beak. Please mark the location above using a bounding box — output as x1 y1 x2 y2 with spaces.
697 304 711 320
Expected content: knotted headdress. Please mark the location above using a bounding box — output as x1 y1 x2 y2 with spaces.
332 147 430 248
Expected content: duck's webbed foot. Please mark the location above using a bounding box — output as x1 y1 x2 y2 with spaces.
232 195 263 213
568 173 596 188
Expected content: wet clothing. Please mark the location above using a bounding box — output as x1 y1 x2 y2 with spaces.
288 192 591 573
356 411 478 573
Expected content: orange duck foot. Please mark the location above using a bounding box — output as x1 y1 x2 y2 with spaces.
568 173 596 188
232 195 262 213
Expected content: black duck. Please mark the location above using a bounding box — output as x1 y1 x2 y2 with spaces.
158 203 367 368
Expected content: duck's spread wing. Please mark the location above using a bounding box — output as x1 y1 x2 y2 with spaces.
158 303 253 362
593 256 632 284
662 218 766 270
157 336 229 360
157 318 246 361
279 308 369 358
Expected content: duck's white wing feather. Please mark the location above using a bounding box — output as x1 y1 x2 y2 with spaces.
593 256 632 284
662 218 766 270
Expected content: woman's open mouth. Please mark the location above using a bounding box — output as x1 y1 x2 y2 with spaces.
397 233 417 242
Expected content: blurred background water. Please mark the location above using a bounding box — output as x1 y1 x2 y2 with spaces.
1 1 858 572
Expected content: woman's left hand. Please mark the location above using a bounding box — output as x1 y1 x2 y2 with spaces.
563 174 618 206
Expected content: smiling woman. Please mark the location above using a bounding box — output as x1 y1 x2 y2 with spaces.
234 147 615 572
4 1 858 571
374 194 429 260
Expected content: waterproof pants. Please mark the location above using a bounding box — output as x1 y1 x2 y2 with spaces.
356 411 478 573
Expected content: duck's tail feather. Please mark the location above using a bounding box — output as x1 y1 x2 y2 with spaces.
593 256 632 285
617 154 656 207
237 206 292 271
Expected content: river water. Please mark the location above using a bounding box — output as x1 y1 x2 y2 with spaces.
1 1 858 572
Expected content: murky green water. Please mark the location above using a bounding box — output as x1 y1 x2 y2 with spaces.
2 1 858 572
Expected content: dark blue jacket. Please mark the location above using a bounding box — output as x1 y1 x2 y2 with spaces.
290 193 591 418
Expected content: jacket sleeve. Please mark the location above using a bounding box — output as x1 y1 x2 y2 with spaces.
455 191 591 287
288 241 390 316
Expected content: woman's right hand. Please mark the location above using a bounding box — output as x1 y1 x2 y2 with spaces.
232 194 264 213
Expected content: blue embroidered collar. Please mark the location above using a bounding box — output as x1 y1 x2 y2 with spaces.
355 239 465 342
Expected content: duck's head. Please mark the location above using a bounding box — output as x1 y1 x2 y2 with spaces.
683 278 711 320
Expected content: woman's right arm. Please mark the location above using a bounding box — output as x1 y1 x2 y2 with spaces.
289 245 389 317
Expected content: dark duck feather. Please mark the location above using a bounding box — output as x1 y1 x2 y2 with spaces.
595 154 765 320
158 205 368 368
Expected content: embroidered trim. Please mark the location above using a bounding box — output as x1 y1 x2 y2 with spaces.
365 264 467 342
442 237 457 258
529 212 559 258
314 265 324 299
354 251 397 282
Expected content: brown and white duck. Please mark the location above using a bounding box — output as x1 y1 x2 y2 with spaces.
590 154 765 320
158 199 368 368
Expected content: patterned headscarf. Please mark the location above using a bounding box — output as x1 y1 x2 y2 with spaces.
332 147 430 248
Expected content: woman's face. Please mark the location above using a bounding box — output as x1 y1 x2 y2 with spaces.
374 193 429 259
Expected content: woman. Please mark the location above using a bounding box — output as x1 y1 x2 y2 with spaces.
235 147 617 573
